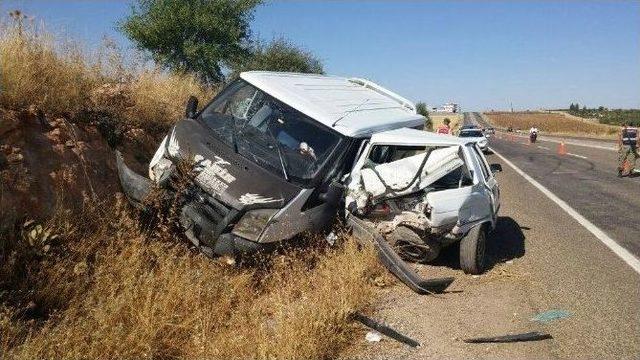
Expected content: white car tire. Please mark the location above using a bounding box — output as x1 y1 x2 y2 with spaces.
459 224 487 275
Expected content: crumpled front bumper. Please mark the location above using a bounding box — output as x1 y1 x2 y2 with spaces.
347 214 454 295
115 150 153 207
115 151 275 258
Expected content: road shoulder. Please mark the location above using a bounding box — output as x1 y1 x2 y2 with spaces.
350 153 640 359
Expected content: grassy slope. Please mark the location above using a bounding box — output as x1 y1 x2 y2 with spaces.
0 19 383 359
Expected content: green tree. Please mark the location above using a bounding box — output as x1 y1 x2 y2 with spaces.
415 101 432 130
120 0 261 84
233 38 324 75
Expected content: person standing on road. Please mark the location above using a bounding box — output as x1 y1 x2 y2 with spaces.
529 126 539 143
436 118 452 135
617 123 639 177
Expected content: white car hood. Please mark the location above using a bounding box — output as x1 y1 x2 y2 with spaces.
346 144 464 213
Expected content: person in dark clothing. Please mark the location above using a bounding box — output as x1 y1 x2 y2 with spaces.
617 123 639 177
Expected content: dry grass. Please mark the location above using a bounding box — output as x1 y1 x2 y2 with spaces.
0 22 94 114
0 194 384 360
485 112 619 138
0 18 214 135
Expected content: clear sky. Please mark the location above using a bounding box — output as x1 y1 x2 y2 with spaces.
2 0 639 110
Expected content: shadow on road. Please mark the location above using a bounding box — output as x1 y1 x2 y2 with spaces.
432 216 526 272
486 216 526 269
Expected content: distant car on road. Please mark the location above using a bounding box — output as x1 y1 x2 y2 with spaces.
484 127 495 135
458 128 489 152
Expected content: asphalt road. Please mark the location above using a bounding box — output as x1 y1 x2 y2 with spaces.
352 115 640 359
467 112 640 257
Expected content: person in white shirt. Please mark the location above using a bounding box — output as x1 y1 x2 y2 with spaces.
529 126 539 143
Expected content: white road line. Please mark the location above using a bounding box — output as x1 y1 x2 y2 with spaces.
538 146 550 150
567 153 588 159
490 147 640 275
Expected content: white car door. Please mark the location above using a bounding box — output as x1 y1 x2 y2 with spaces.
469 143 500 217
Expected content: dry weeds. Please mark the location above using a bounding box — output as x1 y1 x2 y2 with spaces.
0 18 214 135
1 193 383 360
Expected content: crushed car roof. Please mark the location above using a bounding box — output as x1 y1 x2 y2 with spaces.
370 128 473 146
240 71 424 137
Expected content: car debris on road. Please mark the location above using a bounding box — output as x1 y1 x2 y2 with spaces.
531 309 572 324
353 312 421 348
463 331 553 344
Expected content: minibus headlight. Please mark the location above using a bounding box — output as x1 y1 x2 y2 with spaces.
232 209 278 241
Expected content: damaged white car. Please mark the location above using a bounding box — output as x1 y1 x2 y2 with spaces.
345 128 501 278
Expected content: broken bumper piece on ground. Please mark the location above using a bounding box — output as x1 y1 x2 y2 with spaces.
348 215 454 294
115 150 152 207
463 331 553 343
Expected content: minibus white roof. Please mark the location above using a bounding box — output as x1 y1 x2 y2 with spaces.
240 71 424 137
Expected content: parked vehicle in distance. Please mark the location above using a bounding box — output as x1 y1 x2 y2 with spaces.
484 127 495 135
458 128 489 152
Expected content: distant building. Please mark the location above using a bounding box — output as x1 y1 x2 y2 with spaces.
428 102 460 114
437 102 459 113
429 103 460 113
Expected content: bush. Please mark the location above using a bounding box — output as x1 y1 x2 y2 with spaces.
232 37 324 75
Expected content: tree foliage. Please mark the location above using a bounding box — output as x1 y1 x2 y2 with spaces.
568 104 640 126
233 38 324 75
415 101 432 130
415 101 428 117
120 0 261 84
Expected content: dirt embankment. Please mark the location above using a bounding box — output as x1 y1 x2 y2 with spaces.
0 106 158 224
